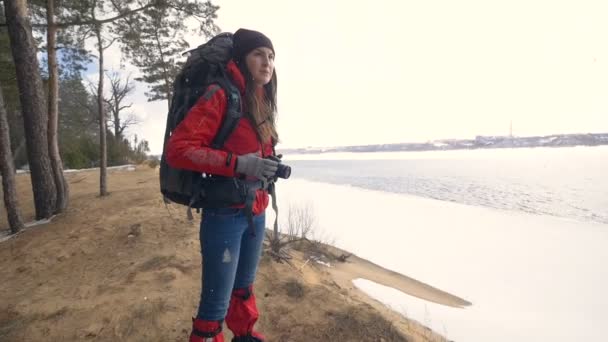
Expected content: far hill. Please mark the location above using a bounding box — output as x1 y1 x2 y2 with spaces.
278 133 608 155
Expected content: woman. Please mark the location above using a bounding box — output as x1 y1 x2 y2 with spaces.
166 28 279 342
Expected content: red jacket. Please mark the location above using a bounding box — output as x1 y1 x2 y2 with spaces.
165 60 273 215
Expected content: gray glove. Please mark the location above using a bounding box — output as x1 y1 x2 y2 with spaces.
235 153 278 180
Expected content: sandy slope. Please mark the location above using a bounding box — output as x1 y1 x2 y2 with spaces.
0 166 466 341
329 253 471 308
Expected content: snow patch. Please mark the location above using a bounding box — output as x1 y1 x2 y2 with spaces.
0 216 56 243
314 260 332 268
64 164 137 173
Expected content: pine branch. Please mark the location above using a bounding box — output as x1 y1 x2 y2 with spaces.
0 1 162 29
102 37 118 50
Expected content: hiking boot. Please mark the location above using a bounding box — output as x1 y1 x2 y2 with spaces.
231 334 264 342
225 286 265 341
189 318 224 342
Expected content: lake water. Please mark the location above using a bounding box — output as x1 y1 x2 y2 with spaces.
283 146 608 225
271 146 608 342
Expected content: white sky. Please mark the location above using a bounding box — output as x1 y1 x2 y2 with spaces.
95 0 608 154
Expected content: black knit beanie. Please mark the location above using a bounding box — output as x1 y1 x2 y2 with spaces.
232 28 275 61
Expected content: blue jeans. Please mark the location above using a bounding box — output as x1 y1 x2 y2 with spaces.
196 207 266 321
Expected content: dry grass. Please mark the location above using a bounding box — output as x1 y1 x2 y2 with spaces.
1 167 445 342
326 306 408 341
283 278 306 300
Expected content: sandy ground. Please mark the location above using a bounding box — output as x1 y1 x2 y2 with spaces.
0 166 468 341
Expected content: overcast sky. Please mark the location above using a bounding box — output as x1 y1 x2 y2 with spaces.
94 0 608 154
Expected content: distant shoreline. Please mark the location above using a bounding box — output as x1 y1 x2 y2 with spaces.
277 132 608 155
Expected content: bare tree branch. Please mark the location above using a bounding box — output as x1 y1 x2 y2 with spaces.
102 71 137 138
102 37 118 50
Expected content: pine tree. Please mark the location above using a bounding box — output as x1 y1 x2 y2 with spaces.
3 0 57 218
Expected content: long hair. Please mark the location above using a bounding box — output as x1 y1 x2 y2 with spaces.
236 60 279 144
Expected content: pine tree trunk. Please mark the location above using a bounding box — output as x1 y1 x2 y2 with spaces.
4 0 57 219
96 27 108 196
46 0 69 212
0 82 25 234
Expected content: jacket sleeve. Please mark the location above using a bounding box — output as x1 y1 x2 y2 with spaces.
165 86 237 177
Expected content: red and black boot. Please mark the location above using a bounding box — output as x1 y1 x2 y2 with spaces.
189 318 225 342
225 286 265 342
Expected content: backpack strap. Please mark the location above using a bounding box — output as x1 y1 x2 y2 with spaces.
202 84 221 101
211 77 242 149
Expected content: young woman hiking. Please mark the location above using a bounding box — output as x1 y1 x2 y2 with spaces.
165 28 280 342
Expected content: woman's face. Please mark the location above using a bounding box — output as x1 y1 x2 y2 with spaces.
245 47 274 86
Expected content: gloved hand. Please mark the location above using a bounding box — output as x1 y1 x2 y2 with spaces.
266 154 283 163
235 153 278 180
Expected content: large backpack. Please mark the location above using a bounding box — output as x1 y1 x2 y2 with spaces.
160 33 243 208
